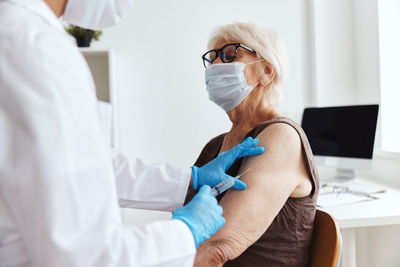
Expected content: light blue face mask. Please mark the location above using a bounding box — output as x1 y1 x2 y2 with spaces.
205 60 263 112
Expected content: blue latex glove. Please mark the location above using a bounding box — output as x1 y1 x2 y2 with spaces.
192 137 265 190
172 185 225 248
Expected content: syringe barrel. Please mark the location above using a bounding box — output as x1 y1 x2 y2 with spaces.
210 177 235 197
210 188 219 197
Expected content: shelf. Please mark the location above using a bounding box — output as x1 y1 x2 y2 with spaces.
80 48 111 57
80 48 119 149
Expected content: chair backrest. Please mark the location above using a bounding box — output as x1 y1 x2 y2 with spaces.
309 209 342 267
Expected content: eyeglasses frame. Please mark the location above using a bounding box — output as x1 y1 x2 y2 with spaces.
201 43 257 68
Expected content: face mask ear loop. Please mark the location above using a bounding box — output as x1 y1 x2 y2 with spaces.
245 59 265 65
242 59 264 88
251 81 260 88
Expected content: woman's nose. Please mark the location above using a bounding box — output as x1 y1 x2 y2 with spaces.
213 56 223 64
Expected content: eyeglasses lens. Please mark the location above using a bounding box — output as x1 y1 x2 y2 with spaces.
204 51 218 67
221 45 237 62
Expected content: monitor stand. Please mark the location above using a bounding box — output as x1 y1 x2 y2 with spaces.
335 168 356 181
322 169 356 187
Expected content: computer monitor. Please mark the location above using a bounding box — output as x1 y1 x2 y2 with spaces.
301 105 379 180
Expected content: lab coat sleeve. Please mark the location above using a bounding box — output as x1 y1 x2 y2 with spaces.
112 149 192 212
0 17 196 267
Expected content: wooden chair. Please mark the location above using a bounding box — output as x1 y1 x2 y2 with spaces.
309 209 342 267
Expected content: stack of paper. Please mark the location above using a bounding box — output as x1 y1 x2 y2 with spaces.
317 192 375 207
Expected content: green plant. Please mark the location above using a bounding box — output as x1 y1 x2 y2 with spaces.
65 25 102 41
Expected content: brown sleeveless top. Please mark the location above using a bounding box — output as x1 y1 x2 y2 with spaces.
185 117 319 267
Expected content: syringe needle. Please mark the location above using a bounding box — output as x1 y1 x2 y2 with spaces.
236 167 252 178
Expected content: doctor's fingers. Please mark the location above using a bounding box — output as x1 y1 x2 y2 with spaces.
232 179 247 190
209 205 225 229
219 137 265 169
235 137 265 157
239 145 265 157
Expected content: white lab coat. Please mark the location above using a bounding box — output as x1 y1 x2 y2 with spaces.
0 0 196 266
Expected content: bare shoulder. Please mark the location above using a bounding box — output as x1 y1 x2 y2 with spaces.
245 122 311 197
257 122 302 155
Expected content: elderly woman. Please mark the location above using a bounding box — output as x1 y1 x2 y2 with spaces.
185 23 319 266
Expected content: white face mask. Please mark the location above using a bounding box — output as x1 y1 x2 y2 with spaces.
205 60 263 112
63 0 133 30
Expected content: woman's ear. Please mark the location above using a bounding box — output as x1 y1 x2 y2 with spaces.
260 62 276 86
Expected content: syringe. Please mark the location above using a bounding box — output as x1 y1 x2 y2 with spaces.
210 168 252 197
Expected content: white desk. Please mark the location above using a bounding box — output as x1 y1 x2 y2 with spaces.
320 179 400 267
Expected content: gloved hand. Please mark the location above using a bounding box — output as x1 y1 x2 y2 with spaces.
192 137 265 190
172 185 225 248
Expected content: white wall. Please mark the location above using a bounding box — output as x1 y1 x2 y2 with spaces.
92 0 313 223
311 0 381 107
311 0 358 106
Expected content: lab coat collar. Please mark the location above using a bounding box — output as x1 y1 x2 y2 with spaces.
9 0 65 32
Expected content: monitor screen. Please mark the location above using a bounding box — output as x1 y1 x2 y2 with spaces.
301 105 379 159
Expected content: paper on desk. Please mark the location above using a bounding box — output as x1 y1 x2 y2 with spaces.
345 181 386 194
317 192 376 208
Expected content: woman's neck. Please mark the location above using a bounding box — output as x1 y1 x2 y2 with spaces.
229 107 282 133
220 107 284 152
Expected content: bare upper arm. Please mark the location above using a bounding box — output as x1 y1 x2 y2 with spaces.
194 123 311 266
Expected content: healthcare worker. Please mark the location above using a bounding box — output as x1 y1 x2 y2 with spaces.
0 0 265 266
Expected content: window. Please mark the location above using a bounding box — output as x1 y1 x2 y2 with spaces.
378 0 400 153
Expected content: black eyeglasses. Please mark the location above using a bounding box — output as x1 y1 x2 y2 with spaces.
201 43 256 68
